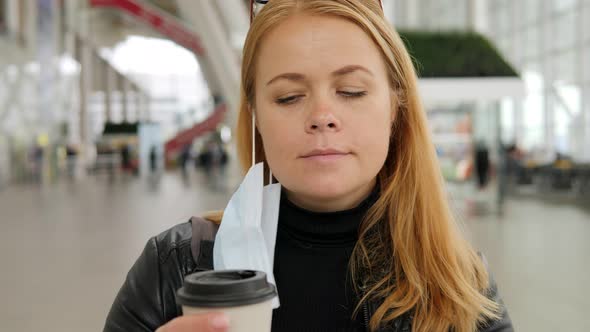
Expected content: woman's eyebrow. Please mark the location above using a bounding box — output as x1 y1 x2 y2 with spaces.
266 65 373 86
332 65 374 78
266 73 305 86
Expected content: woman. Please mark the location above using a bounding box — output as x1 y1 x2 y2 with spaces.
104 0 513 331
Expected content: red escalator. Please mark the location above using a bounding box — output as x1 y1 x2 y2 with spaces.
164 104 227 162
90 0 226 162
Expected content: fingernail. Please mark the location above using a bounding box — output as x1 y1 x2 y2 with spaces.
209 313 230 329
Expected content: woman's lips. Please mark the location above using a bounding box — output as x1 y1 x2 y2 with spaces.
303 153 349 162
300 149 350 162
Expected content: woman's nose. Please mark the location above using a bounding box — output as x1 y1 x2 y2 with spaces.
305 104 341 133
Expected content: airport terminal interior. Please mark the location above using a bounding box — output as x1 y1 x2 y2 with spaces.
0 0 589 331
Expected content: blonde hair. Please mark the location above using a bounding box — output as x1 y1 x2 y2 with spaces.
207 0 500 331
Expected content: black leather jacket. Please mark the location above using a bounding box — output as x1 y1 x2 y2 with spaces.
103 219 513 332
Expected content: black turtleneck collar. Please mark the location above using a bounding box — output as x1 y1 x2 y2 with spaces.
278 186 380 247
271 186 380 331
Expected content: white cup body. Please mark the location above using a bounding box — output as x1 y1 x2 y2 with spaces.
182 299 273 332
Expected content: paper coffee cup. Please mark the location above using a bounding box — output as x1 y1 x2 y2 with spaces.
177 270 277 332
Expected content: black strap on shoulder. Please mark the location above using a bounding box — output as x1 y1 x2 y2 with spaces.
190 216 219 270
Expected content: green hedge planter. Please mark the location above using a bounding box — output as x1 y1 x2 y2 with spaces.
398 30 519 78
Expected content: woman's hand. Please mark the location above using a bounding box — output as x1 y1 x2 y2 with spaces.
156 313 230 332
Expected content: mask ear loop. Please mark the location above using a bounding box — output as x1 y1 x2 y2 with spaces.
252 111 256 168
252 110 273 185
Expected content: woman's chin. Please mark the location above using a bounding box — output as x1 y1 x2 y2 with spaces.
284 180 356 207
297 178 350 197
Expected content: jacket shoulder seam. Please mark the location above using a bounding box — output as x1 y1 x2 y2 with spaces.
150 236 166 321
158 238 192 265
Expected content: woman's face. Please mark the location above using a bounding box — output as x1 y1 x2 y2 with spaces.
254 14 394 212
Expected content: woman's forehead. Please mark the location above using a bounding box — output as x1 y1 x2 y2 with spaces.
256 14 385 81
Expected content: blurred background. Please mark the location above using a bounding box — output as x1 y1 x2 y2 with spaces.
0 0 588 331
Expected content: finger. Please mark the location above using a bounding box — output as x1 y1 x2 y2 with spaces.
156 312 230 332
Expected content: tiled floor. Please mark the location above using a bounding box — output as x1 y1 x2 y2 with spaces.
1 163 588 331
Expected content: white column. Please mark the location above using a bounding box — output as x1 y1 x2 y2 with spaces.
76 37 93 176
77 1 93 175
114 72 122 123
138 91 145 122
514 99 524 145
197 55 223 102
105 61 114 122
143 93 151 122
134 85 142 122
382 0 396 25
467 0 474 30
122 77 129 122
24 0 37 52
5 0 19 37
176 0 241 126
17 0 26 46
406 0 419 29
468 0 489 34
53 0 63 54
512 0 521 67
0 67 21 125
540 0 554 156
63 2 76 144
578 0 588 161
211 0 249 51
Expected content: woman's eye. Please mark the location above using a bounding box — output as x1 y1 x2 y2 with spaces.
339 91 367 98
275 91 366 105
275 95 303 105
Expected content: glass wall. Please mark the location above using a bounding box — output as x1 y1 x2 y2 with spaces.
488 0 588 160
385 0 590 162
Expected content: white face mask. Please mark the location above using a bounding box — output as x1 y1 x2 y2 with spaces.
213 113 282 309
